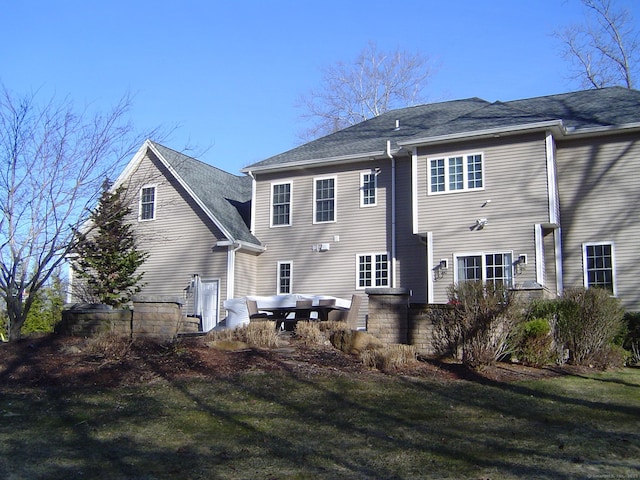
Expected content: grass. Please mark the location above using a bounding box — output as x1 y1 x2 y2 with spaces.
1 368 639 479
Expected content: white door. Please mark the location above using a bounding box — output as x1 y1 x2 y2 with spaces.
200 280 219 332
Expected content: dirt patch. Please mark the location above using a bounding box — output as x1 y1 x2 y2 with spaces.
0 333 578 390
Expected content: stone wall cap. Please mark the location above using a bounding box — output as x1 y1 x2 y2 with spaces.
132 295 184 305
365 287 411 296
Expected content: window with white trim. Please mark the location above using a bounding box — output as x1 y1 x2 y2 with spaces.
583 242 615 294
361 172 377 207
271 182 291 227
139 185 156 221
428 153 484 194
277 261 292 294
314 177 335 223
455 252 513 287
357 253 389 288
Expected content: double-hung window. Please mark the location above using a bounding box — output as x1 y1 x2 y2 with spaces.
271 182 291 227
361 172 377 207
429 153 484 194
357 253 389 288
277 261 292 294
583 242 616 294
139 185 156 221
455 252 513 287
314 177 335 223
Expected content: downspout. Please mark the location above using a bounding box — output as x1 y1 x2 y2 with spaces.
226 242 242 300
247 170 257 235
386 140 397 289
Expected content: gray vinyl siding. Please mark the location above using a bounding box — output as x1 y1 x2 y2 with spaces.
557 133 640 310
124 152 230 316
253 160 392 326
414 133 552 303
395 157 429 302
234 251 259 298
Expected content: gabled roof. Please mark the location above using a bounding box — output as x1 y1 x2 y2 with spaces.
117 140 260 247
243 87 640 172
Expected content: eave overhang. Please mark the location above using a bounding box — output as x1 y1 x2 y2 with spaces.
240 148 404 175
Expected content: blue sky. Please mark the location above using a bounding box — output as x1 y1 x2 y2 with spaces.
3 0 640 174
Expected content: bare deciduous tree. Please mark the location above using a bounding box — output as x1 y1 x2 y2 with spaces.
0 86 158 340
556 0 639 89
297 42 435 140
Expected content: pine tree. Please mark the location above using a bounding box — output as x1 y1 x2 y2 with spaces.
73 183 149 307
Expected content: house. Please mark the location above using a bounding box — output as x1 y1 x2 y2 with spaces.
96 141 264 331
75 87 640 331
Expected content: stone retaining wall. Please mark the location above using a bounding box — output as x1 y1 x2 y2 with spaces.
58 296 196 341
365 288 410 345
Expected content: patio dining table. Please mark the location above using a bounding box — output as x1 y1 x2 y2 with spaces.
259 304 349 329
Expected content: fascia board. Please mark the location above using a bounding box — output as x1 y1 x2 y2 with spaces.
111 139 154 191
145 142 237 243
398 121 566 148
562 122 640 139
241 149 395 174
215 239 266 253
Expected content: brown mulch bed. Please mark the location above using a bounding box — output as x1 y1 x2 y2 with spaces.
0 333 581 390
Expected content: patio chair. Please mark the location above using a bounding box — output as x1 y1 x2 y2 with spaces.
246 299 271 321
328 294 361 329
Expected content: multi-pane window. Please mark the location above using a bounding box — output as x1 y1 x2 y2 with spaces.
429 153 484 194
278 262 292 294
583 243 615 294
361 172 377 206
139 186 156 220
456 252 513 287
358 253 389 288
314 177 335 222
272 183 291 226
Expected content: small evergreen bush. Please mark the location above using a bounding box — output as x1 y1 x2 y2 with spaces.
513 318 554 367
556 287 625 367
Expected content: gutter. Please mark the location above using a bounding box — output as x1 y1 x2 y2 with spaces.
240 148 404 174
398 120 566 148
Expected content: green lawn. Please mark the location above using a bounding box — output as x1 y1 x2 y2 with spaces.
1 368 639 479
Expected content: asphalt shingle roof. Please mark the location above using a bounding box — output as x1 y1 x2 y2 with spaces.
244 87 640 171
149 142 259 245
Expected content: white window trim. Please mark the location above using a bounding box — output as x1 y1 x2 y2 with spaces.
427 151 485 195
270 181 292 228
453 251 514 286
277 261 293 294
138 184 157 221
313 176 337 224
356 252 390 290
582 241 617 296
360 171 377 207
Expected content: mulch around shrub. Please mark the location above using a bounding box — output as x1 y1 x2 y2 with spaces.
0 333 588 390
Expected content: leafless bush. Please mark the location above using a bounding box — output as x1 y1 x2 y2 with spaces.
448 281 524 370
360 344 418 372
84 332 134 361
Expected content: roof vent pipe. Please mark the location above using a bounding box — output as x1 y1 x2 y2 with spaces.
395 119 400 130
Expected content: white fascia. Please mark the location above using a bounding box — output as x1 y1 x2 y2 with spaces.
240 149 404 174
398 121 566 148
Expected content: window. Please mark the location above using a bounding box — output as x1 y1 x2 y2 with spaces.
277 262 292 294
139 186 156 220
314 177 335 223
357 253 389 288
271 182 291 226
455 252 513 287
429 153 484 194
583 242 615 294
361 172 377 206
